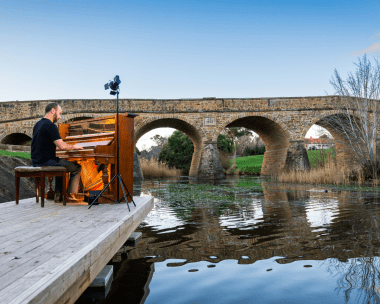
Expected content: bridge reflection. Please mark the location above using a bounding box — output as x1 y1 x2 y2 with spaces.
95 180 380 303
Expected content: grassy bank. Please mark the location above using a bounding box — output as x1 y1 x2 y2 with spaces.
0 150 31 159
232 148 335 174
232 155 263 173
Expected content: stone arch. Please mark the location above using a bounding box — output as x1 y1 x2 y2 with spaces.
216 114 291 175
213 112 292 142
304 112 362 166
134 115 203 177
1 132 32 145
300 110 340 138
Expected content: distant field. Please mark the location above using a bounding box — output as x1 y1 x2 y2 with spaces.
233 155 264 173
307 148 335 167
234 148 335 173
0 150 31 159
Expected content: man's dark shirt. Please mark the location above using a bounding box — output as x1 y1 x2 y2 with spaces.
31 118 61 166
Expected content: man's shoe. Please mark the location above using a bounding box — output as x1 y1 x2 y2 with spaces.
67 194 79 202
54 193 63 203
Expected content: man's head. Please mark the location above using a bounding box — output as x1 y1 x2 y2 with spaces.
45 102 62 123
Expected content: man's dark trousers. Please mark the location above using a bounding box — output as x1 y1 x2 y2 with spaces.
37 159 81 194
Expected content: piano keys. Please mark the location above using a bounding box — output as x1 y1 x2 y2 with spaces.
57 113 137 203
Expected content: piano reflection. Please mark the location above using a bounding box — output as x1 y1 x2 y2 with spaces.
57 113 137 203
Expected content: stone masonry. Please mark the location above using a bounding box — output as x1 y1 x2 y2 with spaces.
0 96 360 179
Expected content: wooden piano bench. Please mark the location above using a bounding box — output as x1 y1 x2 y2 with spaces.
14 166 67 207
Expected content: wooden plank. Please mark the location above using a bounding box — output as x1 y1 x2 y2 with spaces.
0 202 132 263
8 198 153 304
0 207 79 240
0 203 66 226
0 211 91 266
0 196 154 304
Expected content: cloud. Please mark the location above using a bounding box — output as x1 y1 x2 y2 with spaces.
349 42 380 56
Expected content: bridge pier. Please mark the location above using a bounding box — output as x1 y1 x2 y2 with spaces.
197 142 225 179
283 140 310 171
133 152 144 180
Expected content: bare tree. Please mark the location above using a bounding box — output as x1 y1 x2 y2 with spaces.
222 127 253 165
315 125 332 138
225 128 237 167
235 135 254 156
150 134 168 147
324 54 380 179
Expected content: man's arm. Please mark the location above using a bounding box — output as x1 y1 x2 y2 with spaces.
54 139 84 151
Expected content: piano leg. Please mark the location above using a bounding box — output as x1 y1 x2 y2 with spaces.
102 160 110 194
46 177 55 200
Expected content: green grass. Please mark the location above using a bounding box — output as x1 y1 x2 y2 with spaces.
233 148 335 173
233 155 263 173
307 148 335 167
0 150 31 159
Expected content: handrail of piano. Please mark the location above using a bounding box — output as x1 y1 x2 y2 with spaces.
56 151 115 158
63 113 128 125
57 149 94 154
64 131 115 140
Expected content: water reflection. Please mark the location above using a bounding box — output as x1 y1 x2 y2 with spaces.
82 177 380 304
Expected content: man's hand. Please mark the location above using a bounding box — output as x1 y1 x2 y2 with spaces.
54 139 84 151
72 144 84 150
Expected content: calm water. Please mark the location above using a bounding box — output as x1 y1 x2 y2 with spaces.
78 177 380 304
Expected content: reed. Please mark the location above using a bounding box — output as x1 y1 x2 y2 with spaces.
219 151 232 170
140 157 183 178
275 160 355 185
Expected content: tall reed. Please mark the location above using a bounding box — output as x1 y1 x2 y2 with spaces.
275 160 354 185
219 151 233 170
140 157 183 178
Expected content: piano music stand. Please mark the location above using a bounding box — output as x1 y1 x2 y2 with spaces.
89 84 136 210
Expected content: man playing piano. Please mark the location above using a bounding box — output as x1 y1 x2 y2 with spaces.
31 102 84 202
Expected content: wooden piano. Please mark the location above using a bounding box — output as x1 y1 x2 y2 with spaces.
57 113 137 203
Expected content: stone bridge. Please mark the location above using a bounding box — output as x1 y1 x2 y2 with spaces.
0 96 355 179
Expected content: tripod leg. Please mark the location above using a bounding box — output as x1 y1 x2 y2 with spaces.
120 177 136 206
88 174 117 209
117 175 130 211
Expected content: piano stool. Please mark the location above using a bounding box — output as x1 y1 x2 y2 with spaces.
14 166 67 207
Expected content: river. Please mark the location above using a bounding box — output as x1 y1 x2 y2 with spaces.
77 176 380 304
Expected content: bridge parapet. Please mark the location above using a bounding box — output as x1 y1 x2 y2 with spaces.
0 96 339 122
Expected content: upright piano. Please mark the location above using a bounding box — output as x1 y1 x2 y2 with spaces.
57 113 137 203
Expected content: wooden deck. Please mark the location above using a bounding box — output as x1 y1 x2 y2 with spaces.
0 196 154 304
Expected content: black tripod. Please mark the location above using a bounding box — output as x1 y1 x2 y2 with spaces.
89 76 135 210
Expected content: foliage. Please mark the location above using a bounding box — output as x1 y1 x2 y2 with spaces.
159 130 194 173
234 134 265 156
326 54 380 179
0 150 31 159
217 134 234 153
307 147 336 167
245 145 266 156
138 134 168 160
230 127 252 138
150 134 168 146
135 147 141 155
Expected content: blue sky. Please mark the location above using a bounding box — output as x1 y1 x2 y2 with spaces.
1 0 380 103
